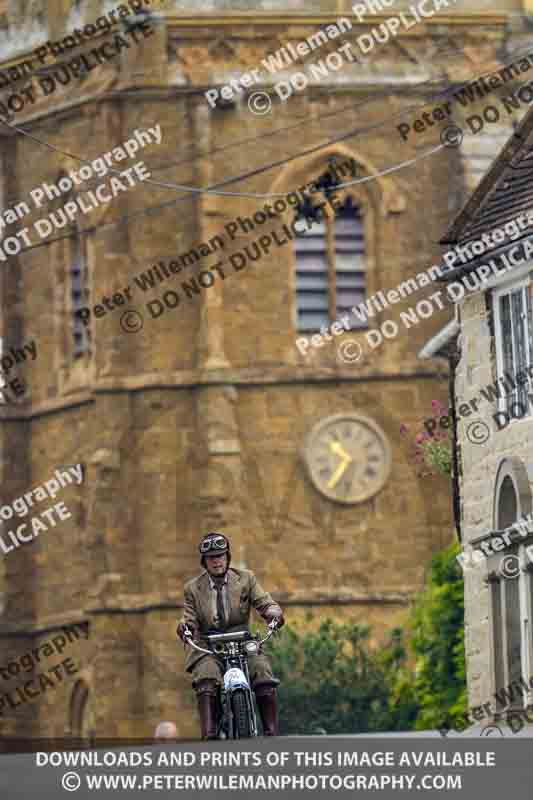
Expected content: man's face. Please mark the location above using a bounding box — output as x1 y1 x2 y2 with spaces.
205 552 228 577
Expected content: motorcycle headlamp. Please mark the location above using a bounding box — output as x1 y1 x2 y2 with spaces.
244 641 259 655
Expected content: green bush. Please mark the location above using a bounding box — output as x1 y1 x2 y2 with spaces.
266 619 419 735
409 539 467 731
262 540 465 734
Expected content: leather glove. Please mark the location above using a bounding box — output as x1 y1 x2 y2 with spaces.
177 622 195 641
265 608 285 629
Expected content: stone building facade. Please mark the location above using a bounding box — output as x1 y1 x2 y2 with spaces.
0 0 529 740
441 104 533 728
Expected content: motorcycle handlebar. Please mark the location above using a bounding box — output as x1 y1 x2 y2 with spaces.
182 620 279 651
183 637 212 655
258 620 279 645
181 624 211 655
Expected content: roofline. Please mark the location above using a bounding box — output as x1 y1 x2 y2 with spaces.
435 233 533 283
440 106 533 246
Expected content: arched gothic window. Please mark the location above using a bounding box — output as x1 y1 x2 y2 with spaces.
293 194 366 332
69 678 95 742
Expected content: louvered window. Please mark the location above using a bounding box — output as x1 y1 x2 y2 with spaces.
294 196 366 333
71 232 91 359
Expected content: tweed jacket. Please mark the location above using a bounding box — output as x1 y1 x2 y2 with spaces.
179 567 282 673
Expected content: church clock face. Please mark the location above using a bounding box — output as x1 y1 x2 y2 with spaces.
303 414 391 504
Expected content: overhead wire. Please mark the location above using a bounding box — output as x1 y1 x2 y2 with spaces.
1 41 531 202
0 41 530 256
0 115 445 199
0 117 445 261
0 27 475 176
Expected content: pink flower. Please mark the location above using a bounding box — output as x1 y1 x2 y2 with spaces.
400 424 409 435
432 399 446 411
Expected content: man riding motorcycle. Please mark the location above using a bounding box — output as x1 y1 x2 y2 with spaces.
177 532 284 740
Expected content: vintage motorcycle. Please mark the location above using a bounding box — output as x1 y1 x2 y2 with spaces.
183 620 279 739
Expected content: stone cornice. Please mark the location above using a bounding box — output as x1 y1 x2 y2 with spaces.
0 614 89 638
0 76 478 134
0 364 448 421
0 12 508 73
0 591 410 633
164 13 508 26
0 18 511 131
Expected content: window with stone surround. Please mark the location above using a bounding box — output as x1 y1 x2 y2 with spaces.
69 678 95 742
293 195 366 333
493 279 533 419
48 172 92 364
488 547 533 714
488 467 533 714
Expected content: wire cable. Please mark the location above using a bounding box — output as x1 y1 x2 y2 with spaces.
1 43 530 256
1 43 531 202
0 115 447 200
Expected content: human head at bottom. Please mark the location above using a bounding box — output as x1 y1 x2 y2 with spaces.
154 721 178 740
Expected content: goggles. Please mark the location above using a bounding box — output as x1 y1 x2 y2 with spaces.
200 535 228 554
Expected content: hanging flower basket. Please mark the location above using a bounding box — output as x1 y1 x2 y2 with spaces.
400 400 453 477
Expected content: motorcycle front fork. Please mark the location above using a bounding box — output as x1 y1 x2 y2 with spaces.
219 688 259 738
246 686 259 737
242 659 259 737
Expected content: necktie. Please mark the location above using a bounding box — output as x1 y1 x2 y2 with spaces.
215 583 226 630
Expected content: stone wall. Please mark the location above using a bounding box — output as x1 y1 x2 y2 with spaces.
455 286 533 712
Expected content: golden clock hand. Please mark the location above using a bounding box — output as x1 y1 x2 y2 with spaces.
327 456 350 489
329 441 353 462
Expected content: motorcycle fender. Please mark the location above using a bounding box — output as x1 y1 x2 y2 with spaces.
224 667 249 693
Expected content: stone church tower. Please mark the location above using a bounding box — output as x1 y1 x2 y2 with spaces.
0 0 529 740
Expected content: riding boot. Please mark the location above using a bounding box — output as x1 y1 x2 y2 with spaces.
255 686 279 736
196 684 218 740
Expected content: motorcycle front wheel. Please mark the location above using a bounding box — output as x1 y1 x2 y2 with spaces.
231 689 252 738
